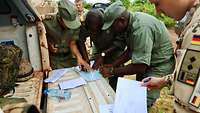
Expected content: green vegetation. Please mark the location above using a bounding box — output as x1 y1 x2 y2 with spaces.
111 0 176 27
83 0 175 27
83 1 92 9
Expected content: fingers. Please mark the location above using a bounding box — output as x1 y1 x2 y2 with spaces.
141 77 151 83
92 63 99 70
81 63 92 71
141 77 151 86
141 77 153 90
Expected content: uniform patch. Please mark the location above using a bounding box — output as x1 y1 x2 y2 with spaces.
191 35 200 45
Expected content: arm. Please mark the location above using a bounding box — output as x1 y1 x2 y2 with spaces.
113 63 147 76
141 74 173 90
77 25 90 63
69 39 91 70
112 48 131 67
101 26 154 77
92 45 119 69
76 39 90 63
100 63 148 77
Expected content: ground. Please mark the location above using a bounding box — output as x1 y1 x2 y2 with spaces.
149 88 174 113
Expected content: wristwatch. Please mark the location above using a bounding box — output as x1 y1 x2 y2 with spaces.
163 74 173 88
101 52 106 57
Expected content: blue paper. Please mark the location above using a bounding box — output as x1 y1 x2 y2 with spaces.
79 70 102 81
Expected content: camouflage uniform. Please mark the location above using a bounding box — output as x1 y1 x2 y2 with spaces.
44 15 79 69
169 0 200 113
43 0 81 69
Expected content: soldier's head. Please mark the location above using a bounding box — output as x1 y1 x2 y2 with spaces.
102 1 129 33
57 0 81 29
149 0 195 20
75 0 84 13
85 8 104 34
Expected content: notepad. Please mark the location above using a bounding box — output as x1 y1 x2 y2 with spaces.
113 78 147 113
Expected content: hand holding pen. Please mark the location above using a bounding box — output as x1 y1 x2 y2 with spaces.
141 77 166 90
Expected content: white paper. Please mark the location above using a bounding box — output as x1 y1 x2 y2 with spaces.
113 78 147 113
44 68 71 83
58 77 87 90
0 108 3 113
99 104 113 113
44 66 81 83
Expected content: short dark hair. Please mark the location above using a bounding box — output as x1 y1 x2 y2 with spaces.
85 8 104 29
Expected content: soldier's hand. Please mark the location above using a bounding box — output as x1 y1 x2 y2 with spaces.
141 77 166 90
99 66 113 77
77 58 92 71
92 55 104 70
49 43 58 53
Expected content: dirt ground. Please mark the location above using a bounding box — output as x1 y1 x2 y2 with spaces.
149 28 178 113
149 88 174 113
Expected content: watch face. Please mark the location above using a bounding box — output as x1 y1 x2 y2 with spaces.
101 52 105 57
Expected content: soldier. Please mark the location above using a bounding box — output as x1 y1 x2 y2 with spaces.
43 0 91 70
99 1 175 108
79 8 126 90
74 0 88 22
141 0 200 113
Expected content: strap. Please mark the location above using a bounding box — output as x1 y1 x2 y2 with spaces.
176 0 200 49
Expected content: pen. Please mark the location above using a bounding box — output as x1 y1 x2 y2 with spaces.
143 77 151 83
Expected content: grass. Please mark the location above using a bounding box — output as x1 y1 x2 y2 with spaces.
149 87 174 113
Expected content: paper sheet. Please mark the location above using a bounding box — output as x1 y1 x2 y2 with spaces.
99 104 113 113
79 70 102 81
113 78 147 113
58 77 87 90
44 66 80 83
44 68 71 83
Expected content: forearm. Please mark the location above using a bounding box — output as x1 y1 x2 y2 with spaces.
103 46 117 55
112 63 147 76
112 48 131 67
69 40 83 60
76 40 90 63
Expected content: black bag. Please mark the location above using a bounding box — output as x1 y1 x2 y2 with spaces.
92 2 110 10
0 44 22 96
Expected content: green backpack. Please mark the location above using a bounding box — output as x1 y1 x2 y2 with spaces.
0 44 22 96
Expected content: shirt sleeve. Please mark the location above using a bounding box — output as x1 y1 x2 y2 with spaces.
130 26 154 66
